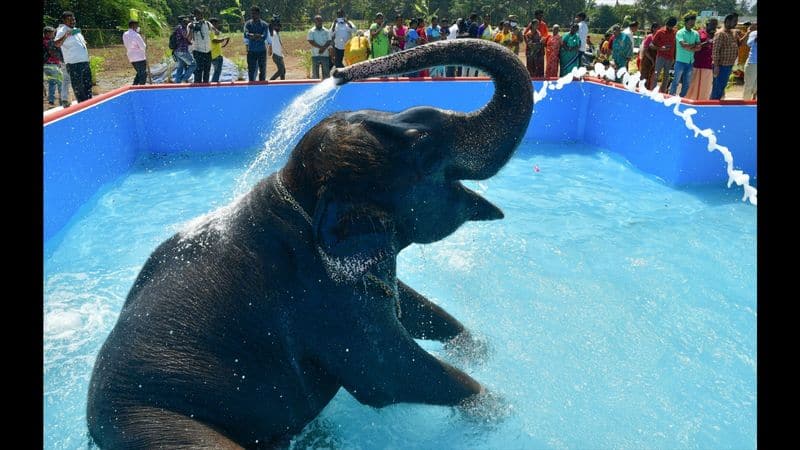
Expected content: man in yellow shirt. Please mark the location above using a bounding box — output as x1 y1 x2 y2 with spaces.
209 18 230 82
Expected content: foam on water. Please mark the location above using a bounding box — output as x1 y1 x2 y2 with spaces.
533 65 757 206
44 144 756 449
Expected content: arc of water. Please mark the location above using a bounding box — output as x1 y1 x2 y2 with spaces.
234 79 340 198
533 65 757 206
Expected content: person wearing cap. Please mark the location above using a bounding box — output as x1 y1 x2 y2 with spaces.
122 19 148 85
54 11 92 103
369 13 390 59
711 13 739 100
669 14 701 97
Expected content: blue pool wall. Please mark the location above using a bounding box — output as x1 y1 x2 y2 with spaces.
44 80 757 241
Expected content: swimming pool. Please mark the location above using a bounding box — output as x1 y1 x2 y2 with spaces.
43 79 757 449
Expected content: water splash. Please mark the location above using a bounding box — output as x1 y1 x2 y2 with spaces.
533 65 757 206
234 78 339 197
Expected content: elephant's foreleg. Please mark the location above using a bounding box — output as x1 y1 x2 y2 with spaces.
397 280 465 341
317 287 482 408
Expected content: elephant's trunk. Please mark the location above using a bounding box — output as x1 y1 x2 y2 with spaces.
332 39 533 180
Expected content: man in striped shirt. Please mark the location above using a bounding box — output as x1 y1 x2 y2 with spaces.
711 13 739 100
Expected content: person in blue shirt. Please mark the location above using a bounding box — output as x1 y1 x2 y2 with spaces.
243 6 271 81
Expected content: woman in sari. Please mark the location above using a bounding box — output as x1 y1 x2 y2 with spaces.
560 23 581 76
524 19 545 77
611 24 632 78
544 24 561 77
390 14 407 53
638 23 659 89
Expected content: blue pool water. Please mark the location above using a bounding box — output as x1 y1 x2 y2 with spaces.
43 142 756 449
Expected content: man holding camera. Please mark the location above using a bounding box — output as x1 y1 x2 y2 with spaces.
331 9 355 68
189 7 214 83
244 6 272 81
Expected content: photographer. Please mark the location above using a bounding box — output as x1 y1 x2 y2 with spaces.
189 7 215 83
244 5 271 81
330 9 355 68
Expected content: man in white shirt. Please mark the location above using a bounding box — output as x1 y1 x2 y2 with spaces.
307 15 332 79
122 19 148 85
189 7 214 83
330 9 355 68
269 16 285 80
54 11 92 103
575 12 589 64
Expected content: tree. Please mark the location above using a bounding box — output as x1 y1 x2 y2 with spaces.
592 5 618 33
711 0 737 15
634 0 666 25
736 0 749 14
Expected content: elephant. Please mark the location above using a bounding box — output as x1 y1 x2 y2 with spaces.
86 39 533 449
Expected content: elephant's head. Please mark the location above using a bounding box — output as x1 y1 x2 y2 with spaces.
281 39 533 259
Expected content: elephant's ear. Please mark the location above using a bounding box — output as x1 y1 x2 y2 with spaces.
312 189 396 261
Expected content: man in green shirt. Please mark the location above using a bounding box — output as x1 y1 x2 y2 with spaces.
370 12 390 58
670 14 701 97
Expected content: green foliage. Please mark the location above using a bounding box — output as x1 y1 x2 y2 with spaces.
293 49 313 77
129 8 168 37
89 55 105 84
413 0 439 20
592 5 618 33
232 56 247 80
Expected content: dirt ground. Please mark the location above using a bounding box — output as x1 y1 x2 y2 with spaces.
43 32 745 111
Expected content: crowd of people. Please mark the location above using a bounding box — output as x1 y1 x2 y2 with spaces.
609 12 757 101
43 7 757 108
